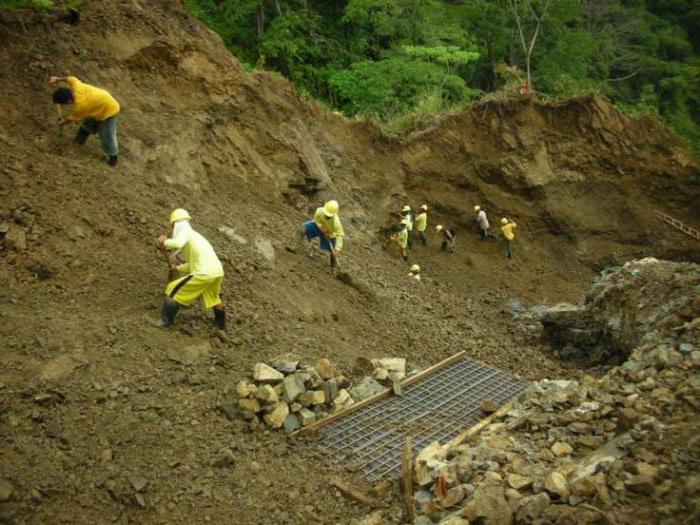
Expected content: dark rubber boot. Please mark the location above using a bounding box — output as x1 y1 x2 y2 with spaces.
160 298 180 328
107 155 118 167
74 128 89 145
330 254 337 268
214 307 226 330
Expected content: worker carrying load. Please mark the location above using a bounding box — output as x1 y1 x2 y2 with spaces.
301 200 345 268
435 225 456 253
401 205 414 248
500 217 517 259
391 219 409 261
474 205 492 240
414 205 429 245
408 264 421 281
157 209 227 331
49 75 120 166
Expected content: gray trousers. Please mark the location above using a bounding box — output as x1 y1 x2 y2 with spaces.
81 116 118 156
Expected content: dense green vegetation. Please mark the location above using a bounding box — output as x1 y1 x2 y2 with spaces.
183 0 699 152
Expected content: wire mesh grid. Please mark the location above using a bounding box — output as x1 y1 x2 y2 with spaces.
316 358 528 482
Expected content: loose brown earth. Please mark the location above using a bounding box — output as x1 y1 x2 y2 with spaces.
0 1 698 524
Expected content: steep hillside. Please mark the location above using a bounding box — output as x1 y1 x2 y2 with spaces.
0 1 698 524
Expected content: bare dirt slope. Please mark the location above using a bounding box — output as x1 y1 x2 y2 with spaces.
0 1 698 524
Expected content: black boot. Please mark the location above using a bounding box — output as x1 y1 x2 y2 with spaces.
330 254 337 268
214 307 226 330
107 155 118 167
74 128 89 145
160 298 180 328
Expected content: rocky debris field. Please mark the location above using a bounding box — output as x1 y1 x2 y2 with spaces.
229 355 419 433
357 259 699 525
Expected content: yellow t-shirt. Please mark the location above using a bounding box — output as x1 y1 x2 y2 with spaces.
66 76 120 121
414 212 427 232
501 222 517 241
397 229 408 249
313 207 345 250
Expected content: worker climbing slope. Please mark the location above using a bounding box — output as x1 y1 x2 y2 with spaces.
415 205 429 245
301 200 345 268
49 75 121 166
157 209 226 331
500 217 518 259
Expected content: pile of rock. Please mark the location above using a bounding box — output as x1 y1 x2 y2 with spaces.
403 259 700 525
234 356 356 433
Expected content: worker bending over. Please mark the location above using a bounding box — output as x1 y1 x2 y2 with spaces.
500 217 517 259
414 205 428 245
157 209 226 330
49 75 120 166
391 219 409 261
436 225 456 253
302 200 345 268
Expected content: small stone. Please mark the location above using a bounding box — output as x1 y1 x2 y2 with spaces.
130 475 148 493
282 374 306 403
263 402 289 428
239 398 261 413
373 367 389 381
212 448 236 468
315 358 335 380
283 414 301 433
516 493 550 522
544 471 569 499
334 388 351 407
507 474 532 490
256 384 278 404
299 408 316 426
236 380 257 399
299 390 326 406
0 479 14 502
349 376 385 401
167 341 210 365
335 375 350 388
100 449 113 464
324 378 339 402
472 485 512 525
253 363 284 383
371 357 406 373
480 399 498 414
551 442 573 457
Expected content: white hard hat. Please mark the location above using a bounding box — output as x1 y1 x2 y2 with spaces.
402 205 411 212
169 208 191 224
435 225 443 232
410 264 420 273
323 200 339 216
473 205 481 212
501 217 508 225
420 204 428 211
400 219 408 226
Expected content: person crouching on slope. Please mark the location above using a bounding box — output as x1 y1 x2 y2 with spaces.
436 225 456 253
301 200 345 268
500 217 517 259
49 75 120 166
157 209 226 331
414 205 429 245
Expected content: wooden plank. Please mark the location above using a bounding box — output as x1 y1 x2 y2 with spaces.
329 475 379 506
402 435 416 524
295 351 467 436
448 401 514 448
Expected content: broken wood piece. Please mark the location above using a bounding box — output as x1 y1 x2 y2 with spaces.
402 435 416 524
448 401 513 447
329 475 379 506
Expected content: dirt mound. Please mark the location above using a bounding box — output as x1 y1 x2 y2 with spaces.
0 1 698 524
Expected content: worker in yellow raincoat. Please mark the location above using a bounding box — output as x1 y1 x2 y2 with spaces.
157 209 226 330
301 200 345 268
391 219 409 261
414 205 428 245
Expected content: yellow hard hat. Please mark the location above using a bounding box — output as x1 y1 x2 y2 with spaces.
474 205 481 212
501 217 508 225
323 200 339 216
400 218 408 226
435 224 443 232
410 264 420 273
420 204 428 211
169 208 191 224
402 205 411 212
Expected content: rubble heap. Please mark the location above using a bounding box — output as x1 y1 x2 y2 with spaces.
406 259 700 525
232 356 355 433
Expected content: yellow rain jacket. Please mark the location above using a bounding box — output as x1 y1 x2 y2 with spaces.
501 222 517 241
414 212 427 232
164 222 224 277
396 228 408 249
66 76 120 122
313 207 345 251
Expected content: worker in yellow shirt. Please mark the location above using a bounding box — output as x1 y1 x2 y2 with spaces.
49 75 120 166
301 200 345 268
414 204 428 245
500 217 517 259
391 219 409 261
157 209 226 330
